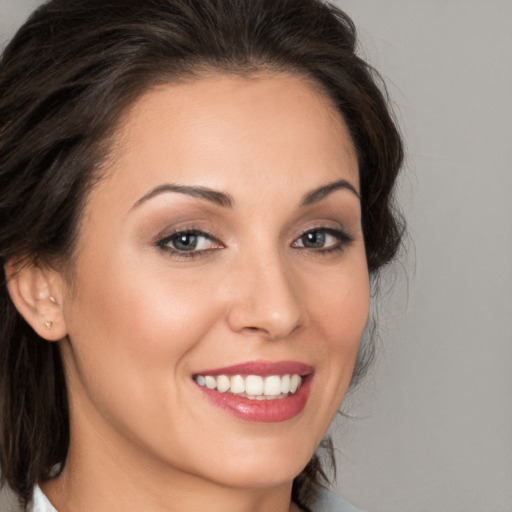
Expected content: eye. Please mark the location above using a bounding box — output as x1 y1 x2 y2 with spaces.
292 227 353 252
156 229 222 255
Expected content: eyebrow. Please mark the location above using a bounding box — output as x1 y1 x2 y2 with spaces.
131 184 234 210
300 179 360 206
131 178 359 211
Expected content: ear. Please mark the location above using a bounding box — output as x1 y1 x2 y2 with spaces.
5 259 68 342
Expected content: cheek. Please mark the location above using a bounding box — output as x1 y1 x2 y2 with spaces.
308 258 370 354
319 288 369 393
61 248 225 388
59 250 230 456
304 254 370 402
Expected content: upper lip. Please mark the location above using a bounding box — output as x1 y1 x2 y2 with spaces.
193 360 313 377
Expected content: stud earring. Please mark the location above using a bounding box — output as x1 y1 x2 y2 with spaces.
45 320 53 330
49 296 57 304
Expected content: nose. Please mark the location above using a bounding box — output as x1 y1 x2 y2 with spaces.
225 251 304 341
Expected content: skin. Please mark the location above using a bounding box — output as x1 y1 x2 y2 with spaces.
10 73 369 511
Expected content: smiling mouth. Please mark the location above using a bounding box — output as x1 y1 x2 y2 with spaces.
193 373 303 400
192 361 313 422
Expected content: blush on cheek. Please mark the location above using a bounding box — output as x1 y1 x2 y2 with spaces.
90 270 218 367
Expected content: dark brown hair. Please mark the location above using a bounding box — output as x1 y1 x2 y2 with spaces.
0 0 404 509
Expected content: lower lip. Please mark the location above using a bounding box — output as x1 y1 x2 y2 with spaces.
195 376 312 423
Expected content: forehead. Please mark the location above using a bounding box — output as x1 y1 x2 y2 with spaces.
96 72 359 209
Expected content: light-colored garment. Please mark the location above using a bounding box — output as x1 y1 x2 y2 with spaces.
30 486 56 512
30 484 364 512
310 488 365 511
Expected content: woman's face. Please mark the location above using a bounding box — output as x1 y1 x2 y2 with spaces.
56 73 369 490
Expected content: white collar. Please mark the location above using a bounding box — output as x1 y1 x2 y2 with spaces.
31 486 58 512
30 484 362 512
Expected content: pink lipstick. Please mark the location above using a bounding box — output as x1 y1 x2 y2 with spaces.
193 361 313 423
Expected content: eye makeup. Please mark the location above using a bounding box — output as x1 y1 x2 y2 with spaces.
292 226 354 254
156 228 224 260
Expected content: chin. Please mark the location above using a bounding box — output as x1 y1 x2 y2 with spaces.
187 430 320 491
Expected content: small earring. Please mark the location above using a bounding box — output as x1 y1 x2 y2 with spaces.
49 296 57 304
45 320 53 330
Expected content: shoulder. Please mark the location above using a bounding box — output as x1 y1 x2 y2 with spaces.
309 488 366 512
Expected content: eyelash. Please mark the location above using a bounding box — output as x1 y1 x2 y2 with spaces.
155 226 354 259
292 227 354 254
156 229 223 260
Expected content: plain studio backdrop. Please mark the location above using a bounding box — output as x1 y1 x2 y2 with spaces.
1 1 511 512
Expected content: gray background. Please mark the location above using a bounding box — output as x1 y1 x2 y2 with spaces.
1 1 511 511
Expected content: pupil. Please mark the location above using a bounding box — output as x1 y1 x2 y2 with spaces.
175 234 197 250
303 231 325 248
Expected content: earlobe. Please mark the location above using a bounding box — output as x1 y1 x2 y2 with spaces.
5 259 68 341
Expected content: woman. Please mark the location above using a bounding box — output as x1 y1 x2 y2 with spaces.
0 0 403 511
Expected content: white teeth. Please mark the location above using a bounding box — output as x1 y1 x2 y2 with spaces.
194 373 304 398
290 374 301 394
264 375 282 396
205 376 217 390
245 375 264 395
195 375 206 387
281 374 291 394
230 375 245 394
216 375 230 393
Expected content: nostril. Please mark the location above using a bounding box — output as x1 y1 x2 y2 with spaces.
225 279 303 339
242 326 267 335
